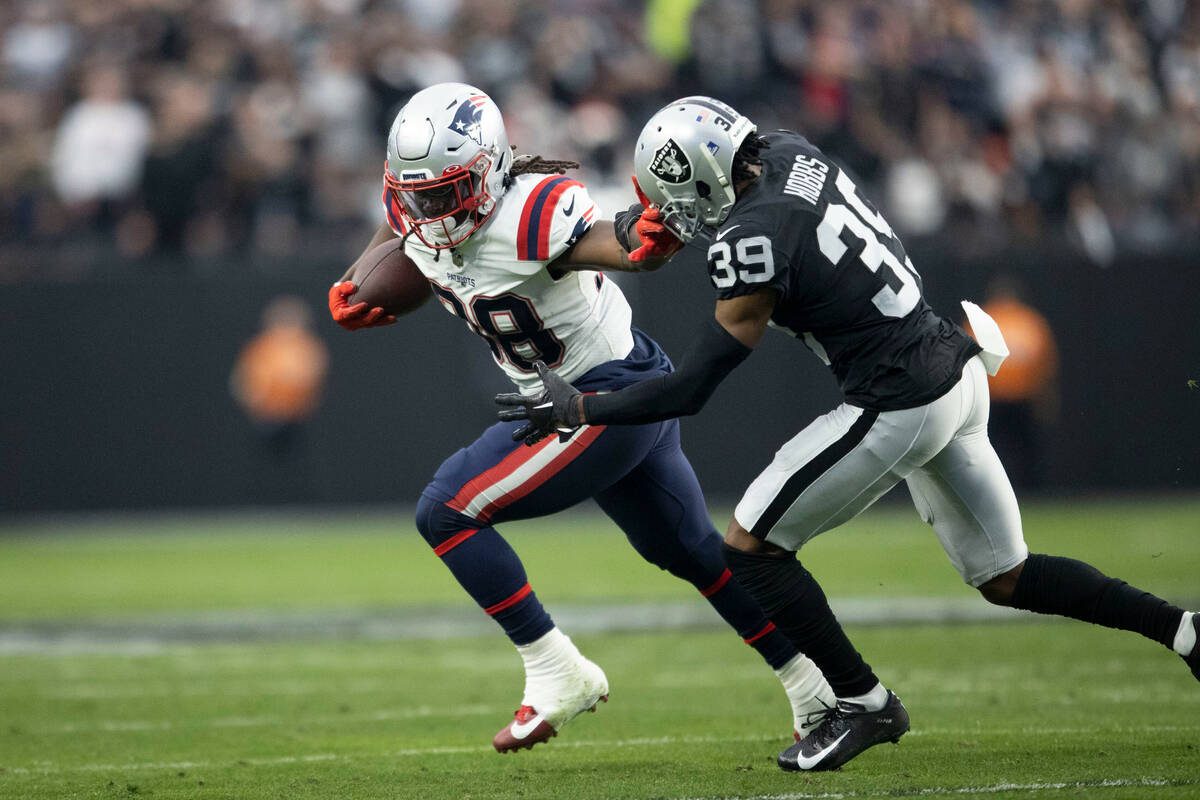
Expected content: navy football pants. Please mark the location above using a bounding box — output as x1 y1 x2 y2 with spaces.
415 416 797 667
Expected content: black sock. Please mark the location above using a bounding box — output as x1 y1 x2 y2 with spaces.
723 543 879 697
1011 553 1185 649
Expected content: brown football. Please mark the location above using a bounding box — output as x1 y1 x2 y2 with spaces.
345 238 432 316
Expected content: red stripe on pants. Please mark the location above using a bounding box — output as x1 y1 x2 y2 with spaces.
475 425 606 522
446 433 560 516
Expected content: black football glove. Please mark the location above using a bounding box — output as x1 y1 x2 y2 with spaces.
612 202 644 253
495 361 584 446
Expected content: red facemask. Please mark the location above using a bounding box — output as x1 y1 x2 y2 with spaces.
385 153 495 249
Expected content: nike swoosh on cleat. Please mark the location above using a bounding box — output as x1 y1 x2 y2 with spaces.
562 196 576 216
509 712 549 740
792 730 851 770
715 224 740 240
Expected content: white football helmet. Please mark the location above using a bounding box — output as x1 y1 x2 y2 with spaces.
385 82 511 248
632 96 756 242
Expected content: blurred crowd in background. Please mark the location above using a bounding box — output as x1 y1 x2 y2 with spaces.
1 0 1197 282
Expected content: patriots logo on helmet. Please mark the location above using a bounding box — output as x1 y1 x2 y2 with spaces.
449 95 488 145
649 139 692 184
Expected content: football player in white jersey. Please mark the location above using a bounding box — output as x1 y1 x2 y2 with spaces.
327 83 835 753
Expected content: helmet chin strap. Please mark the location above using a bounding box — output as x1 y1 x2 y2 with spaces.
428 218 460 241
426 213 474 245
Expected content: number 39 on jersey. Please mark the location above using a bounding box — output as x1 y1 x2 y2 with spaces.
705 166 922 322
708 235 776 289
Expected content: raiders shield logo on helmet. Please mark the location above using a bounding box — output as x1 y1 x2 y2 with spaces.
649 139 692 184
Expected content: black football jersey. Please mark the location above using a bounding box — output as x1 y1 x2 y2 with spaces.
706 131 980 411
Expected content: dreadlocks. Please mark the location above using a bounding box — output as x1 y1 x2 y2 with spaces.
731 133 770 186
509 153 581 177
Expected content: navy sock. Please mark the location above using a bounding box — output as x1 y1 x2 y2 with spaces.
434 525 554 645
723 544 878 697
1011 553 1185 649
699 568 800 669
417 496 554 646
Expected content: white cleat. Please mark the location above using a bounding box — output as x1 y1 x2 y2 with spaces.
493 657 608 753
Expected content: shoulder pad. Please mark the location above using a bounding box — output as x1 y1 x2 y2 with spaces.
513 175 596 262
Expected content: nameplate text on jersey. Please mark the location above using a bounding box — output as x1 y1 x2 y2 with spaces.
783 155 828 205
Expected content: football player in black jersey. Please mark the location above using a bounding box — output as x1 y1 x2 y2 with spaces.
497 96 1199 772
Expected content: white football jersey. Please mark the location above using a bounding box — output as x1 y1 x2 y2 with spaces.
385 173 634 394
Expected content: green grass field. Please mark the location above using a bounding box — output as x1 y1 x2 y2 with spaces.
1 497 1198 799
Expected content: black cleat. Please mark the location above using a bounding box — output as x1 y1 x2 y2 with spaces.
777 691 909 772
1184 613 1199 681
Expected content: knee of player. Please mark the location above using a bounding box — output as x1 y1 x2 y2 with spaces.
723 518 756 550
724 518 787 555
414 494 439 545
415 493 477 548
977 563 1024 606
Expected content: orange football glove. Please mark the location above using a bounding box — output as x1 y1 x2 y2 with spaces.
629 177 684 263
328 281 396 330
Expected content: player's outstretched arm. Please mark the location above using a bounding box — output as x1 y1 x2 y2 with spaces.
552 177 685 274
552 221 673 274
496 289 778 436
575 290 777 425
329 222 399 331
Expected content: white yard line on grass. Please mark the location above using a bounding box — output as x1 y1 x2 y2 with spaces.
3 753 339 775
41 677 415 699
22 714 1199 738
37 704 500 734
6 728 1198 776
0 597 1032 655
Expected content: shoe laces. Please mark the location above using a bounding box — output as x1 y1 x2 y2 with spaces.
805 701 865 748
799 696 836 729
513 705 537 724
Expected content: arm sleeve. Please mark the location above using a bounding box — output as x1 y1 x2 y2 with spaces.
580 318 751 426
